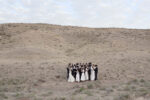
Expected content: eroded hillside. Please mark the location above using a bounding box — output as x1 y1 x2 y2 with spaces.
0 23 150 100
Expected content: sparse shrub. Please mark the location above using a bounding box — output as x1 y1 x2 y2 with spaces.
60 97 66 100
73 87 85 95
70 96 75 100
127 79 138 85
139 88 149 96
55 75 60 79
112 85 116 88
139 91 148 97
0 80 5 86
79 87 85 92
106 88 114 93
1 78 26 85
13 93 24 98
34 98 43 100
132 79 138 83
41 91 53 96
48 91 53 95
87 84 93 89
74 85 79 88
139 88 147 92
131 86 136 91
51 97 66 100
124 85 131 91
140 79 145 83
117 88 122 91
14 93 20 97
0 87 8 92
0 93 8 99
115 93 130 100
38 79 46 83
99 87 106 91
84 91 93 96
143 81 150 88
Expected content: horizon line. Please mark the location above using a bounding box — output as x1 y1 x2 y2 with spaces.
0 22 150 30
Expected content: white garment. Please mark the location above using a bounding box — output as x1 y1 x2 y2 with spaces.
85 70 89 80
68 69 75 82
76 71 80 82
81 69 85 81
91 67 95 81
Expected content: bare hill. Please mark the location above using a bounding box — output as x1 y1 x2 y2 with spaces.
0 23 150 100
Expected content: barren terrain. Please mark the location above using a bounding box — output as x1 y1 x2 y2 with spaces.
0 23 150 100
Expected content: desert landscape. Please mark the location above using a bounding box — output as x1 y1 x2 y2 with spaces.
0 23 150 100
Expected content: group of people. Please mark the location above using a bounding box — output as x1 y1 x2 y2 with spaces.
67 62 98 82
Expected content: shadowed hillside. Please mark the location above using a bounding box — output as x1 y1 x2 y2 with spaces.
0 23 150 100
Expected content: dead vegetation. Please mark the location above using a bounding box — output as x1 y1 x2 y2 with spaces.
0 23 150 100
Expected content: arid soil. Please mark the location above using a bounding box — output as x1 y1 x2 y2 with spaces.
0 23 150 100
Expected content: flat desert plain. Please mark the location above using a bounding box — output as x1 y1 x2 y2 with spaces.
0 23 150 100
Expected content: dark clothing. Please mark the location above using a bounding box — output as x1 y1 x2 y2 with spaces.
94 67 98 80
79 68 82 80
72 68 77 79
88 68 91 80
67 68 69 79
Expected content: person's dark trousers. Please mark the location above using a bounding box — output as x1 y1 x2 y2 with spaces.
88 68 91 80
94 67 98 80
67 68 69 79
79 69 82 80
74 69 77 79
72 69 77 79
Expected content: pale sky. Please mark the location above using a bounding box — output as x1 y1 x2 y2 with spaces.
0 0 150 29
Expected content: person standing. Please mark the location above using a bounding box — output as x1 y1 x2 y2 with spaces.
67 67 69 80
91 65 95 81
68 67 75 82
79 65 82 80
76 69 80 82
88 62 92 80
85 67 89 81
67 63 71 80
81 68 85 82
72 65 77 80
94 65 98 80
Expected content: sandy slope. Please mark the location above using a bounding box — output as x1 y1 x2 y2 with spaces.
0 23 150 100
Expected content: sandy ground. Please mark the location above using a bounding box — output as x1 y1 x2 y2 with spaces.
0 23 150 100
